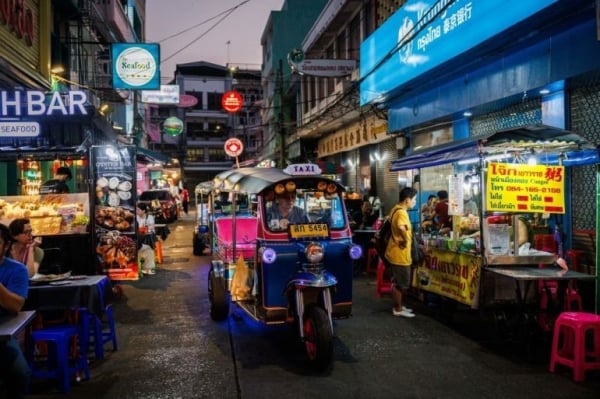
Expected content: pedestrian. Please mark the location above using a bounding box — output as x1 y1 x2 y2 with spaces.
385 187 418 318
180 185 190 215
0 223 31 399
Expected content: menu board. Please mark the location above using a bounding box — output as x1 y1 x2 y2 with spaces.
91 145 139 281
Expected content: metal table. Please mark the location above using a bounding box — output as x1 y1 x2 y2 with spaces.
0 310 36 342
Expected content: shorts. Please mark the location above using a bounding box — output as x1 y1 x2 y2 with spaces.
390 264 411 290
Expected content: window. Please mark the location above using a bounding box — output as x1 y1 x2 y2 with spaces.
207 92 222 111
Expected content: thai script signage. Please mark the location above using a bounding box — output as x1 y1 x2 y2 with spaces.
141 85 179 104
360 0 559 105
485 162 565 214
413 249 481 308
111 43 160 90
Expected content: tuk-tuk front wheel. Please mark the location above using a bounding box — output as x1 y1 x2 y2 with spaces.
208 269 229 321
303 305 333 372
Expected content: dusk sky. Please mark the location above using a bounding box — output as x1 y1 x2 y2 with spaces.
146 0 285 82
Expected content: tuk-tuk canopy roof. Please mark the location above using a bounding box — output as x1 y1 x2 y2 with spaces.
212 167 346 194
194 181 213 195
390 124 599 171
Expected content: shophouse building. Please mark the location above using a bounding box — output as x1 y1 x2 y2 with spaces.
259 0 328 168
0 0 149 196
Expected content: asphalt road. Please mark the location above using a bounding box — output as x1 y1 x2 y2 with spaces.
28 209 600 398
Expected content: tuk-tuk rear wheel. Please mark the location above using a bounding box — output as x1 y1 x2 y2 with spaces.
209 269 229 321
303 305 333 372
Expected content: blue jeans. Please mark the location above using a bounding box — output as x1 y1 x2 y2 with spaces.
0 338 30 398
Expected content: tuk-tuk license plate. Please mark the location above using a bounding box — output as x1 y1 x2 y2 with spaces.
289 223 329 239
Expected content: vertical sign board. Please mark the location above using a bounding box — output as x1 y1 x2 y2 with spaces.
91 145 139 280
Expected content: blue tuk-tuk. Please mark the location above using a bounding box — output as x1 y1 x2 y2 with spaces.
208 164 362 371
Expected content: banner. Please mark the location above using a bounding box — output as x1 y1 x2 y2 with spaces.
91 145 139 281
413 249 482 307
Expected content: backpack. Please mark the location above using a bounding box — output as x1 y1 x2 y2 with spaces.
373 208 400 268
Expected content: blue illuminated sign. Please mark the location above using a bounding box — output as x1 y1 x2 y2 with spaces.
112 43 160 90
360 0 559 105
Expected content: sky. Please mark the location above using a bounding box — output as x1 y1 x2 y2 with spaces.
146 0 285 82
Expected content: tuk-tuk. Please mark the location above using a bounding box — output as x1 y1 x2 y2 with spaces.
208 164 362 371
193 181 213 256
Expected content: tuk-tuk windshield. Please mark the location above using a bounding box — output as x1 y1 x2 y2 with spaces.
265 190 345 232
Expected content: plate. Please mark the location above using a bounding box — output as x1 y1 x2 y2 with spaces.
49 281 72 286
30 271 72 284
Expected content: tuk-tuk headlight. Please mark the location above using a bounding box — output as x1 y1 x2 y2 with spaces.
349 244 362 260
260 247 277 264
305 242 324 264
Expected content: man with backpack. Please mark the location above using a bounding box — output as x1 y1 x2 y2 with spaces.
384 187 418 318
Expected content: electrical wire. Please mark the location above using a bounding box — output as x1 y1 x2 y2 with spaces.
160 0 251 65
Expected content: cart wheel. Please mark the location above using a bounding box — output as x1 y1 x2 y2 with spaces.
303 305 333 372
208 269 229 321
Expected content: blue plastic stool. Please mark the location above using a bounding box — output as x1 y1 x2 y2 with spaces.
88 277 118 360
29 325 90 393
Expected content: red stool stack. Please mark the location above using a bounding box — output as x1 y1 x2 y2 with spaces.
366 248 378 274
549 311 600 382
376 259 392 298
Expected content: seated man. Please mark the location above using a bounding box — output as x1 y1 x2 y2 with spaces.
267 192 308 230
0 223 31 399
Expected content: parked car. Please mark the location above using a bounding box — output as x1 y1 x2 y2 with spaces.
138 189 178 223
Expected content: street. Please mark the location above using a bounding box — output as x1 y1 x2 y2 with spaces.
29 209 600 399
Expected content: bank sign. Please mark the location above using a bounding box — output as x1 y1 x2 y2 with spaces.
111 43 160 90
359 0 559 105
0 90 89 138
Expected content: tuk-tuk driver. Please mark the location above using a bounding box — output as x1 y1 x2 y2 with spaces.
267 192 309 230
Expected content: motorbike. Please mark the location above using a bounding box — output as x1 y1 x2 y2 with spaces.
207 164 362 371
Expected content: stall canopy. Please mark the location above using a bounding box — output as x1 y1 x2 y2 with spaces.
390 124 600 171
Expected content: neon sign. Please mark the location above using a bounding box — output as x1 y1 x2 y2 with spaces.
0 90 89 116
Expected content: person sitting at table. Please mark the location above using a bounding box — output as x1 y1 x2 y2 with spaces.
351 200 378 231
0 223 31 399
8 218 44 278
136 203 156 275
267 192 308 230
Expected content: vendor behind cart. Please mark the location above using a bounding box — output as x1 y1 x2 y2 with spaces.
39 166 71 194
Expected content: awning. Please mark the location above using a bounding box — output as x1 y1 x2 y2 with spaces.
390 124 600 171
136 147 170 164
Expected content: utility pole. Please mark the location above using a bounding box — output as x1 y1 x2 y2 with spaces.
277 59 285 168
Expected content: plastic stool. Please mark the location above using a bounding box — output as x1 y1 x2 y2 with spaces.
88 277 118 360
29 326 90 393
155 239 164 264
564 288 583 311
549 312 600 382
376 259 392 298
565 249 586 272
366 248 378 274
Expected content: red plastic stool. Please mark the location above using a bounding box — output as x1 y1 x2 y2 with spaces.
366 248 378 274
376 259 392 298
565 249 585 272
549 312 600 382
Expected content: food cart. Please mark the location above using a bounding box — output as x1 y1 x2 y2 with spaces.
389 125 599 323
